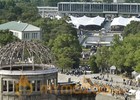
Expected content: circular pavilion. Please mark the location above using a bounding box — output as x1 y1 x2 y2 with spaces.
0 41 58 100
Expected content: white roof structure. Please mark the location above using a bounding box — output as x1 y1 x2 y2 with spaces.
111 16 130 26
129 16 140 24
111 16 140 26
69 15 105 28
0 21 40 32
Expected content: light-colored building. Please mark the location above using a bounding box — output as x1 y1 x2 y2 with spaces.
113 0 125 3
0 41 58 100
57 2 140 17
0 21 41 41
37 6 58 18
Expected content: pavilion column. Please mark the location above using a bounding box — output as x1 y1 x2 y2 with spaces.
13 81 14 92
7 81 9 93
0 77 3 100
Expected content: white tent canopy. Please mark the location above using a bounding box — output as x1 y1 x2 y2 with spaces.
111 16 130 26
69 15 105 28
128 16 140 24
111 16 140 26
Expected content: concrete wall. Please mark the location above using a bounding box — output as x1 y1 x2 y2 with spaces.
0 72 58 100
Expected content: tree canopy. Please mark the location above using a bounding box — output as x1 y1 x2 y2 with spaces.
123 21 140 37
51 34 81 69
125 0 140 3
0 30 19 46
103 0 113 3
88 55 99 73
0 1 41 23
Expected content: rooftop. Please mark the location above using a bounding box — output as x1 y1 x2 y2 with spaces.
0 21 40 32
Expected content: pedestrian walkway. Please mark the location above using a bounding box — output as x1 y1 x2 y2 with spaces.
58 73 137 100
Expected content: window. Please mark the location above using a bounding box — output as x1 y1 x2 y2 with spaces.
63 4 70 11
58 4 63 11
131 5 137 12
84 4 90 12
32 33 38 39
3 80 7 92
8 80 13 92
24 33 30 39
37 80 41 91
71 4 83 12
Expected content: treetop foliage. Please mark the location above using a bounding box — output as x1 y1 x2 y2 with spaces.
95 21 140 74
0 0 41 23
123 21 140 37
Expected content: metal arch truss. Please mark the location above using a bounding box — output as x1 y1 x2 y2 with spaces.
0 41 55 70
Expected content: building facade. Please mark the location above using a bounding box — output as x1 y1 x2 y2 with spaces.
0 41 58 100
0 21 41 41
57 2 140 17
37 6 58 18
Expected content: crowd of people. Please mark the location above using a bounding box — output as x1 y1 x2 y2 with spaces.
123 78 140 87
59 66 91 76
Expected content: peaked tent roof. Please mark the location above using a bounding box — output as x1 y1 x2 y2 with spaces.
69 15 105 28
88 16 105 26
128 16 140 24
0 21 40 32
111 16 140 26
111 16 130 26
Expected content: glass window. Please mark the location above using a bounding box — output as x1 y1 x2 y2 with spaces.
71 4 83 12
58 4 62 11
104 4 117 12
131 5 137 12
35 33 38 38
8 81 13 92
91 4 103 12
118 5 130 12
84 4 90 12
63 4 70 11
37 80 41 91
24 33 29 39
138 5 140 12
3 80 7 92
32 33 38 39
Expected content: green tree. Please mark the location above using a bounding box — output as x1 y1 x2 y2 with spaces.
123 21 140 37
125 0 140 3
52 34 81 69
0 1 40 23
109 34 140 74
103 0 113 3
95 46 110 73
36 18 77 45
0 30 19 46
88 55 99 73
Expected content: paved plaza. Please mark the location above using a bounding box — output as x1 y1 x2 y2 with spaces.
58 73 136 100
58 73 126 84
